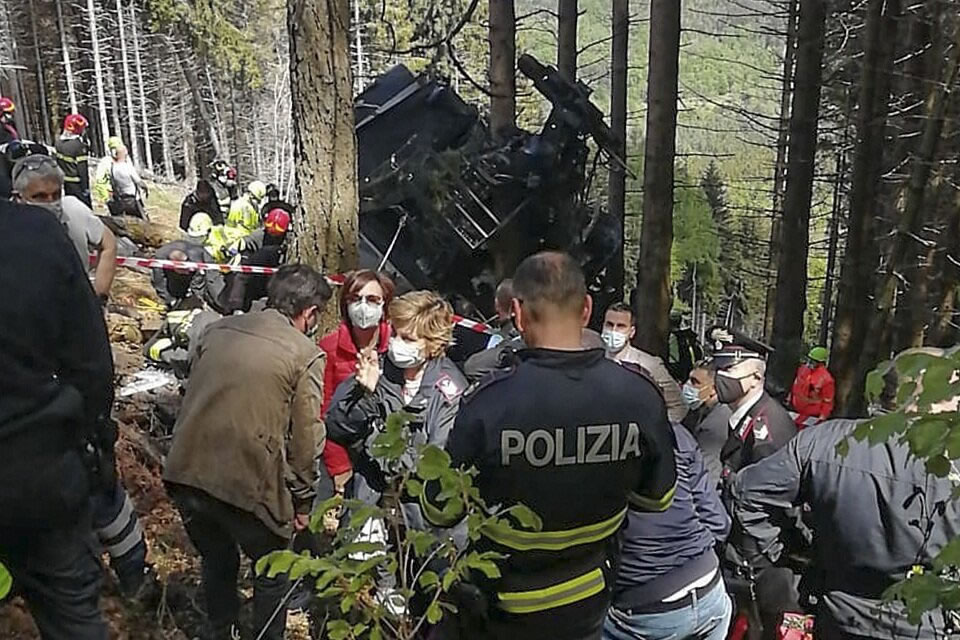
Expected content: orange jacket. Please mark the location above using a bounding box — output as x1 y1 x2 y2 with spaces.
790 363 835 422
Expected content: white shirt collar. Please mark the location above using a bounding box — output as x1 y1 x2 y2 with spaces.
728 388 764 433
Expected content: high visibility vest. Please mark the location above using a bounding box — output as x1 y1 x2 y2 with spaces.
226 195 261 234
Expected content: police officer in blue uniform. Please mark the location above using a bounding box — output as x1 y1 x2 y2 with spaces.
422 251 678 640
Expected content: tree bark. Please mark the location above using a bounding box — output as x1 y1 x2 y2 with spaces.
862 27 960 362
180 96 195 181
634 0 681 357
488 0 516 140
608 0 629 301
129 2 153 173
762 0 798 341
57 0 79 117
107 64 123 145
158 59 174 179
116 0 140 167
178 51 222 162
557 0 578 82
819 125 847 346
287 0 359 330
29 0 52 141
829 0 900 416
768 0 827 392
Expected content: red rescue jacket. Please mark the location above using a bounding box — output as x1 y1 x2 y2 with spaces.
790 363 835 424
317 321 391 476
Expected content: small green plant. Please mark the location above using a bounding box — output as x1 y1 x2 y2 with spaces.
257 412 541 640
0 561 10 600
840 348 960 623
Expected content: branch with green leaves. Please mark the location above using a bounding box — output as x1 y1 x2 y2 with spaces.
256 412 541 640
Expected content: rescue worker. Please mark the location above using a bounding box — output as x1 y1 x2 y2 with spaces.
601 302 688 422
226 180 267 234
681 361 731 488
0 97 18 144
151 213 223 309
732 387 960 640
179 179 222 229
12 154 152 596
0 198 114 639
714 342 796 480
106 141 148 219
92 136 123 204
55 113 92 207
317 269 395 493
604 421 731 640
789 346 835 428
12 153 117 299
422 251 678 640
217 207 292 313
164 265 331 640
208 159 237 218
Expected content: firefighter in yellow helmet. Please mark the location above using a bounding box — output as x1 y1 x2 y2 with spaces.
226 180 266 234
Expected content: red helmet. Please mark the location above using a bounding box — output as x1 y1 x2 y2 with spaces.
264 208 291 236
0 97 14 114
63 113 89 134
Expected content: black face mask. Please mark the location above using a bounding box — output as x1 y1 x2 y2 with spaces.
715 373 746 404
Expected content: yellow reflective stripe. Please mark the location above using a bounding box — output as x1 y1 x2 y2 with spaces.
627 483 676 512
63 176 81 183
481 507 626 552
419 489 460 527
498 568 606 614
148 338 174 361
55 153 87 163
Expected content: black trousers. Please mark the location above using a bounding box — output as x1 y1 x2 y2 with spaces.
0 511 108 640
167 484 290 640
108 195 144 218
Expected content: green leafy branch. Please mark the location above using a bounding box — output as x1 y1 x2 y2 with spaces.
256 412 541 640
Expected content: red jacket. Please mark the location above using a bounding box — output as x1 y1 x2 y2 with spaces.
790 363 835 423
317 321 391 476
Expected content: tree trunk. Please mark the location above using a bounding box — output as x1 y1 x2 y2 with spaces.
819 128 847 346
634 0 680 357
287 0 359 328
557 0 578 81
829 0 900 416
29 0 52 141
107 64 123 145
768 0 827 392
206 64 229 161
488 0 516 140
607 0 629 301
861 27 960 362
116 0 140 167
158 59 174 179
57 0 79 117
181 96 195 181
129 2 153 173
762 0 799 341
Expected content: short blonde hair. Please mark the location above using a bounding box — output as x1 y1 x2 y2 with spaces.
389 291 454 359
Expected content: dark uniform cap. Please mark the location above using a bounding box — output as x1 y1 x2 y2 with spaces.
706 325 772 370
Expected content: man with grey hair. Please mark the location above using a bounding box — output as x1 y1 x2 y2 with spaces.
12 154 117 300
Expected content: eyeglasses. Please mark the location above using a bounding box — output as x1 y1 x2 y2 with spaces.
11 154 58 184
349 294 384 305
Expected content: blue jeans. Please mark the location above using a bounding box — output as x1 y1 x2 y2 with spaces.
603 577 732 640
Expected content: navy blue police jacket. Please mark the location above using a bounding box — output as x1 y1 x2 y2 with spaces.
423 347 677 640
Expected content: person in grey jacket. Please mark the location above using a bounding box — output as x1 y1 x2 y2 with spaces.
325 290 466 528
732 418 960 640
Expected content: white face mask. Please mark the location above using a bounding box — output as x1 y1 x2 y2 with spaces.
347 300 383 330
601 329 629 353
388 336 425 369
25 198 64 221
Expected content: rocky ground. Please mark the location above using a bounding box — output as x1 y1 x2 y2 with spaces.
0 184 312 639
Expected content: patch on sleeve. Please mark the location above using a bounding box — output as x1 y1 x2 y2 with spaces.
435 374 462 402
754 419 770 442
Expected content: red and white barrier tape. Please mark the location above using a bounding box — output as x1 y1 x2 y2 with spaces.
100 254 492 334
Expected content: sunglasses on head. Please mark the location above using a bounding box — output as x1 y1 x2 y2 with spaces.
11 154 57 184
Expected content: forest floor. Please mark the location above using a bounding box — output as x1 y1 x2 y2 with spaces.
0 183 313 640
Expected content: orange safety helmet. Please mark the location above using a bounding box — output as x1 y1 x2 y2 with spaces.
63 113 89 134
264 208 291 236
0 97 15 115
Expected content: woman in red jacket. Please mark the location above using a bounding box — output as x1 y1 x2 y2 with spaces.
318 269 395 490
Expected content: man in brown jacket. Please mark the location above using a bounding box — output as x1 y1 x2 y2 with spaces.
164 264 331 640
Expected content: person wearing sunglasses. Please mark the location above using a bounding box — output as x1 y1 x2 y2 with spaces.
12 154 118 302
